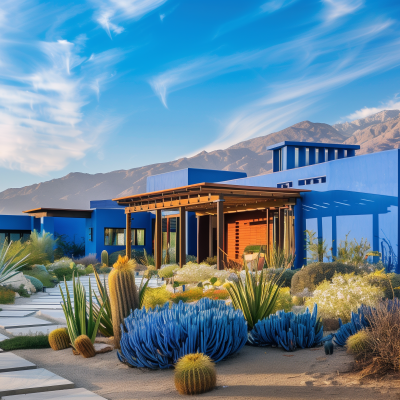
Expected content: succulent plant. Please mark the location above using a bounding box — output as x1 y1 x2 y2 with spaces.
101 250 109 267
74 335 96 358
69 262 76 270
48 328 70 351
174 353 216 395
109 255 138 348
118 297 247 369
346 330 372 356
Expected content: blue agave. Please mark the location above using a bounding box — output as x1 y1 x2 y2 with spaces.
118 297 248 369
248 305 323 351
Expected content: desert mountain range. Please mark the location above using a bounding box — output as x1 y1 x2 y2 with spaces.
1 110 400 215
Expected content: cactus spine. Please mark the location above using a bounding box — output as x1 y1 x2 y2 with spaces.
101 250 109 267
109 255 138 348
74 335 96 358
48 328 70 351
174 353 216 395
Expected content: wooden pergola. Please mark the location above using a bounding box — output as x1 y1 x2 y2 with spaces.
113 182 306 270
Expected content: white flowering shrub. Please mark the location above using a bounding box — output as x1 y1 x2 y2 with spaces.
305 273 383 323
46 257 73 271
174 263 229 284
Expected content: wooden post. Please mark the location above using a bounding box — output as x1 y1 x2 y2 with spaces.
209 215 213 257
155 210 162 269
216 198 224 270
266 208 269 252
179 207 186 268
126 212 132 259
279 207 285 249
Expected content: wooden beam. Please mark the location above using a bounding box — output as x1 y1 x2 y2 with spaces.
216 198 224 270
28 210 93 219
155 210 162 269
179 207 186 268
126 213 132 259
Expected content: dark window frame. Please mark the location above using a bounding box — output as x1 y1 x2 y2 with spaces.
103 227 146 246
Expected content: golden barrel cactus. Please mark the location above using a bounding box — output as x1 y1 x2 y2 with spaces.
109 255 138 348
347 330 372 356
48 328 70 351
174 353 217 395
74 335 96 358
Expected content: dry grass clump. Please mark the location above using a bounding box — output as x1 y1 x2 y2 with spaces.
350 299 400 377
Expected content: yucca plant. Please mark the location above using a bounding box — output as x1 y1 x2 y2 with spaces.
0 241 30 285
225 265 282 330
92 270 113 337
265 245 294 269
60 274 106 347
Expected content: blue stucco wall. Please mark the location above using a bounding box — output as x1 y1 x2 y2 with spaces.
227 150 399 271
53 217 86 244
0 215 32 231
85 209 153 260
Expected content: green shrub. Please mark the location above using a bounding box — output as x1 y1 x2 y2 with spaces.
53 267 85 281
142 286 171 310
291 262 361 294
158 265 179 279
273 287 293 313
305 273 383 323
99 266 112 274
0 334 50 350
144 265 158 279
85 265 94 275
363 272 400 299
25 275 44 292
265 268 296 288
33 265 47 272
8 284 30 298
46 257 73 271
170 288 204 304
0 286 15 304
203 256 217 266
346 330 372 356
26 270 56 288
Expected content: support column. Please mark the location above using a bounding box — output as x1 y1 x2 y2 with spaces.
155 210 162 269
278 207 285 249
126 212 132 259
197 216 200 264
217 198 225 270
179 207 186 268
209 215 213 257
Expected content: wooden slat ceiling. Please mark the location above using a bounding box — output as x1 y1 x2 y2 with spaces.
113 182 309 214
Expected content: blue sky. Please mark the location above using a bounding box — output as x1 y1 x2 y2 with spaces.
0 0 400 192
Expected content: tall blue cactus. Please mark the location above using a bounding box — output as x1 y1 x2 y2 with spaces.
248 305 323 351
118 298 248 369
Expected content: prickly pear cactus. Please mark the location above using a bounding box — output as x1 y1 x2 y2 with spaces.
48 328 70 351
109 255 138 348
174 353 216 395
74 335 96 358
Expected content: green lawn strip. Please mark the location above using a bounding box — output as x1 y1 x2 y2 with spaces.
0 335 50 351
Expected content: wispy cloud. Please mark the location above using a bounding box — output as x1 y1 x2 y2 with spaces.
214 0 297 38
149 51 263 108
92 0 167 38
322 0 364 22
342 95 400 121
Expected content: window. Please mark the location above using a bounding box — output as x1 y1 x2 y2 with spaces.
294 147 299 168
335 149 338 160
278 149 283 171
104 228 146 246
305 148 309 166
344 149 347 157
298 176 326 186
88 228 93 242
277 182 293 188
0 230 31 246
315 148 319 163
325 148 328 162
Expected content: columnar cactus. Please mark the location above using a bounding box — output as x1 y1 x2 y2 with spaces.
109 255 138 348
74 335 96 358
174 353 217 395
101 250 109 267
48 328 70 351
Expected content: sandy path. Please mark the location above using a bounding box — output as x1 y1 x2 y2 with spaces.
13 345 400 400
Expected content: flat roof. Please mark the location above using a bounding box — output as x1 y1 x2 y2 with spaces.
266 141 360 151
23 208 93 219
113 182 309 215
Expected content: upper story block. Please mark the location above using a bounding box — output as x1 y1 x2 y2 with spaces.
267 141 360 172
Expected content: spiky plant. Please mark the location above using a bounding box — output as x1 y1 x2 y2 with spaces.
101 250 109 267
0 241 30 285
109 255 139 348
60 274 106 347
74 335 96 358
225 265 282 330
48 328 70 351
347 330 372 357
174 353 216 395
93 269 113 337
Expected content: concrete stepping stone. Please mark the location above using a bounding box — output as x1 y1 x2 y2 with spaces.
0 353 36 373
37 310 66 323
0 311 36 318
2 388 107 399
6 325 65 336
0 317 54 329
0 305 60 310
0 368 74 397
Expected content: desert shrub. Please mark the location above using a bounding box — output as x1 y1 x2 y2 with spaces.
24 275 43 292
291 262 361 294
99 266 112 274
346 330 372 357
46 257 73 271
142 286 171 310
305 273 383 323
72 253 98 266
12 284 30 297
203 289 229 300
33 265 47 272
6 238 47 267
84 265 94 275
144 265 158 278
203 256 217 266
175 263 229 284
52 267 85 281
305 230 330 262
0 334 50 350
27 270 57 288
158 265 179 279
170 288 204 304
118 298 247 369
273 287 293 313
264 268 296 288
335 233 371 266
29 230 56 263
0 286 15 304
186 255 197 263
363 271 400 299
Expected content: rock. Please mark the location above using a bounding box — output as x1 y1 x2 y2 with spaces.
165 284 175 294
227 273 239 283
95 337 114 346
1 272 36 293
14 292 20 298
94 343 113 354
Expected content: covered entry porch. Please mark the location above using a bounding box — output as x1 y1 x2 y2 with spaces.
113 182 305 270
